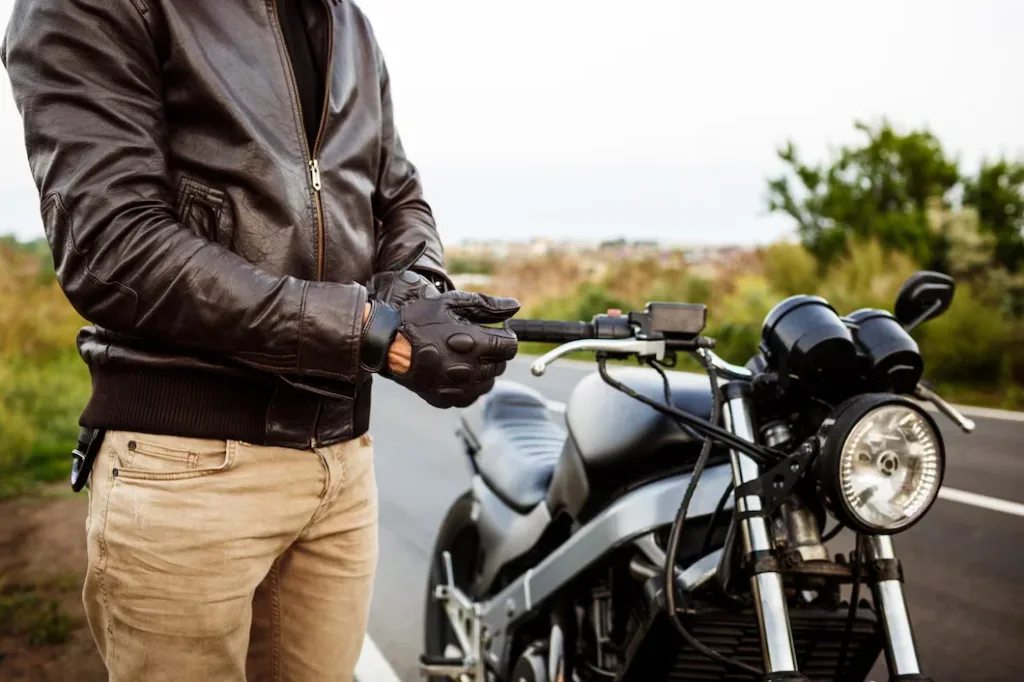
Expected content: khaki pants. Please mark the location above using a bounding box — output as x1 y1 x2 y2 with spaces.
82 430 379 682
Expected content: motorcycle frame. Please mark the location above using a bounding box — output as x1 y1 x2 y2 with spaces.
475 462 733 671
465 387 926 680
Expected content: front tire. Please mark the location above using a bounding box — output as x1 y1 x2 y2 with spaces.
423 491 480 682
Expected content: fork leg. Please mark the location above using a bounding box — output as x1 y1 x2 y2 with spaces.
724 384 807 681
864 536 928 681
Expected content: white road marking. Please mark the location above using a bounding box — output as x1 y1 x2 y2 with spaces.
355 635 402 682
938 487 1024 517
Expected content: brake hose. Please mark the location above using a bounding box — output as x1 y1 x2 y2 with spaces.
836 534 863 680
645 359 704 441
701 480 734 557
595 358 778 466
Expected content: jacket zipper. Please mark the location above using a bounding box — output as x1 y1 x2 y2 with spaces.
270 0 335 281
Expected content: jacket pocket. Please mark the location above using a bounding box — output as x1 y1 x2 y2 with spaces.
174 174 235 249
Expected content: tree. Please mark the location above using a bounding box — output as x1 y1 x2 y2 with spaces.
767 120 960 269
926 201 994 279
963 159 1024 272
759 241 818 297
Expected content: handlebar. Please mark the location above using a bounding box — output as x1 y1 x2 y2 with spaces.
511 309 976 437
505 319 596 343
914 383 976 433
506 315 634 344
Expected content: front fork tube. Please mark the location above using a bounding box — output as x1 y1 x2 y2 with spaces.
865 536 927 679
724 386 804 680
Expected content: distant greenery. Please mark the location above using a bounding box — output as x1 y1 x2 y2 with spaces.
524 121 1024 408
447 255 496 275
525 239 1024 408
768 119 1024 278
0 238 88 497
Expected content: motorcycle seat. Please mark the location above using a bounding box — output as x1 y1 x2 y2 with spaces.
473 381 566 513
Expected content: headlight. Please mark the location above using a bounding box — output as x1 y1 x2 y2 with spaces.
816 394 944 534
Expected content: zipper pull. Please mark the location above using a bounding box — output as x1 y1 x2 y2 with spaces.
309 159 322 192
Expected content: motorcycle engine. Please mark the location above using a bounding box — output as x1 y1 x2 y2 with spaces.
511 643 548 682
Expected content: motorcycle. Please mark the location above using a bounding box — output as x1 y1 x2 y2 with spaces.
418 270 974 682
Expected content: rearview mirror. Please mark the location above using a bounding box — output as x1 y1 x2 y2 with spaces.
894 271 955 332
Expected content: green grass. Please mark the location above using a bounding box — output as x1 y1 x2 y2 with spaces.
0 353 90 499
0 575 79 646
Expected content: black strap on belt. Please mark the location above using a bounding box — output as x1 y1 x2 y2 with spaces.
70 427 106 493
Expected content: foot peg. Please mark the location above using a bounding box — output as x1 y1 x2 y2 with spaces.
419 654 474 678
419 551 486 680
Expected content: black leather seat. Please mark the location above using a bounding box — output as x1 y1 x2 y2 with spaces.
473 381 565 513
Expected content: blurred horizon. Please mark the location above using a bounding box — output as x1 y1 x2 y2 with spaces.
2 0 1023 244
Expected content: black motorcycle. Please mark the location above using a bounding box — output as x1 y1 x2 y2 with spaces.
419 270 974 682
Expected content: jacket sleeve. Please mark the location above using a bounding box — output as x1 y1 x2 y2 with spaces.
1 0 367 383
371 47 453 289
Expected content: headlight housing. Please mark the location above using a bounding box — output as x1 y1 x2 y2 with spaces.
815 394 944 535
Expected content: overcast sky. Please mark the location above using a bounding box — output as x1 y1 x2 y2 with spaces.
1 0 1021 245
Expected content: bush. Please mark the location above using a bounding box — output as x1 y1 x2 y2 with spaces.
1 241 90 497
707 275 783 364
759 241 818 297
0 354 90 497
446 256 495 275
915 284 1013 386
816 239 918 314
512 236 1023 408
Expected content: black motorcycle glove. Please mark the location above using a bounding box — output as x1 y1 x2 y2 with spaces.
367 268 442 308
366 240 451 308
361 290 520 409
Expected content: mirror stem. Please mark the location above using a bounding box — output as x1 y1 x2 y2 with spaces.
903 298 942 333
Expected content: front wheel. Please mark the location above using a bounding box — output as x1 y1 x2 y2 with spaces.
423 491 480 682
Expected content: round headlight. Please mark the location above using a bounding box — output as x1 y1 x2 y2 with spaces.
816 394 945 535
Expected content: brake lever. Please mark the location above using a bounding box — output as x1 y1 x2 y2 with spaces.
530 339 666 376
914 383 976 434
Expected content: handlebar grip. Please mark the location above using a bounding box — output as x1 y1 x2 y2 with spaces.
506 319 595 343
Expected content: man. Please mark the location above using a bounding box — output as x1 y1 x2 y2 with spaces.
2 1 519 680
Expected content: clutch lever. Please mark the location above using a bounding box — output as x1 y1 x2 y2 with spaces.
914 383 976 434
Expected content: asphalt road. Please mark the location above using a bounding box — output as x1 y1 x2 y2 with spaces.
365 357 1024 682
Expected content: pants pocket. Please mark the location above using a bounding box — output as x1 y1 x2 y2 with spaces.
100 437 256 639
112 432 234 482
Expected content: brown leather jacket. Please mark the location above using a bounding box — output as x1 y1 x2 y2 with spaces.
2 0 449 448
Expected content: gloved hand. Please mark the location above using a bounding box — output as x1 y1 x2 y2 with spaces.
360 290 520 408
367 240 450 308
366 268 441 308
